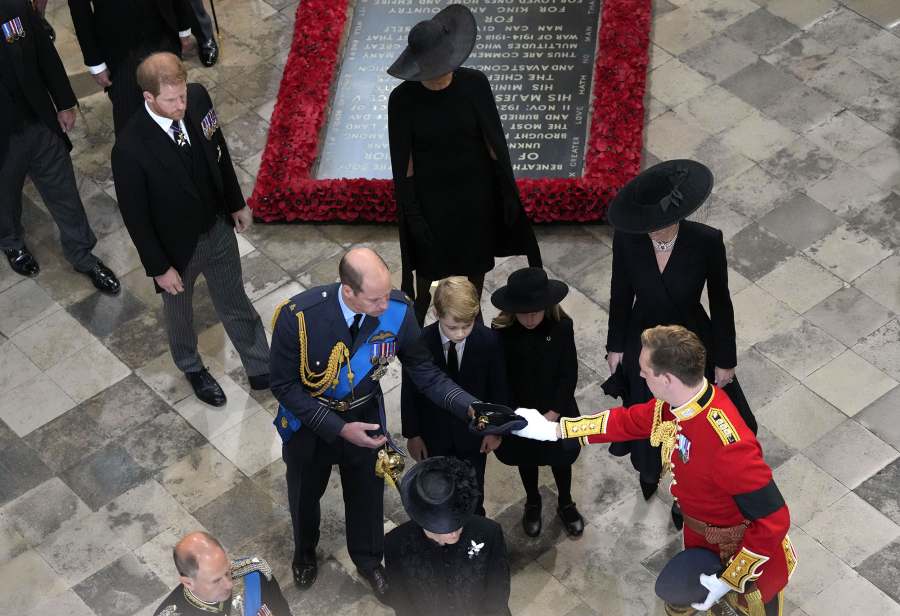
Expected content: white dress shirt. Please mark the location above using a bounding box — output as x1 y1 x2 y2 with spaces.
439 325 467 367
145 101 191 146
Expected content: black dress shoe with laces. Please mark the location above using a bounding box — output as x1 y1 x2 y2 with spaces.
558 502 585 537
80 260 120 295
4 247 39 277
522 500 542 537
185 368 227 407
199 38 219 66
359 565 389 601
293 562 317 590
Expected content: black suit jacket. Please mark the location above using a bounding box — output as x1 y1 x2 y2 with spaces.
67 0 191 69
0 0 77 156
111 82 245 280
400 322 509 456
607 220 737 405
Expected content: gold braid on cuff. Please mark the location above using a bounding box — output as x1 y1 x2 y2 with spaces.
560 410 610 445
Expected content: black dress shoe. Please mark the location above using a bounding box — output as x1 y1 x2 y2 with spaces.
185 368 227 407
248 373 270 391
4 247 39 277
292 562 317 590
80 260 120 295
359 565 389 600
522 500 542 537
199 38 219 66
558 502 585 537
671 502 684 531
640 477 658 501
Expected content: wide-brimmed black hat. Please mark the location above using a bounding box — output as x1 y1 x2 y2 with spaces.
491 267 568 314
400 457 480 533
654 548 723 606
607 160 713 233
387 4 477 82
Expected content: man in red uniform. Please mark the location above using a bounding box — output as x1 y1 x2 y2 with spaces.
513 325 796 615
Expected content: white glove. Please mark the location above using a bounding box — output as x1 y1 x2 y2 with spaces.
691 574 731 610
511 408 559 442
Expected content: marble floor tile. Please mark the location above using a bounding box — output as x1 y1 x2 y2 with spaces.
762 83 843 133
674 85 756 134
134 527 198 590
727 224 798 281
207 409 282 476
687 0 759 29
0 438 54 508
68 287 149 339
762 33 836 85
713 165 793 220
848 30 900 83
192 479 288 550
120 410 207 474
807 6 884 49
759 137 839 191
0 373 75 437
22 588 96 616
804 492 900 566
650 6 717 56
803 571 900 616
0 549 70 614
804 419 898 489
560 286 610 371
232 518 296 583
784 527 856 605
509 561 586 616
859 539 900 605
755 317 845 379
45 339 131 404
10 309 95 370
679 34 758 83
565 253 614 311
0 512 29 562
92 227 144 278
1 477 91 546
157 443 244 513
243 225 342 279
731 285 798 345
533 226 612 281
221 111 270 163
756 255 844 313
806 110 891 163
135 351 197 406
843 0 900 28
856 457 900 526
773 454 848 526
722 8 800 55
755 424 796 470
173 368 263 440
804 286 895 348
853 139 900 191
757 383 846 450
239 249 291 301
720 60 803 110
857 384 900 450
804 224 892 283
689 134 756 185
78 374 171 440
0 279 61 338
644 111 711 161
101 480 201 551
648 42 674 71
850 82 900 139
60 444 152 511
284 557 370 615
804 349 898 417
853 319 900 382
22 406 110 476
805 161 891 217
34 510 130 586
689 196 752 241
847 192 900 254
806 57 890 108
73 552 168 616
763 0 838 28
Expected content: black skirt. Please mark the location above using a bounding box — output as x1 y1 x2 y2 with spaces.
495 434 580 467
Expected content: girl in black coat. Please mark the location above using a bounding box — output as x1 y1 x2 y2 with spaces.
490 268 584 538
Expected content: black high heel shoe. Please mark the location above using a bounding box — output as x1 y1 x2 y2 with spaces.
640 477 658 500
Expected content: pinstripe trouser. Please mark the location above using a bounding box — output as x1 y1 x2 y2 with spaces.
161 217 269 376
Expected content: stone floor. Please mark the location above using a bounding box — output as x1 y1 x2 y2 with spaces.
2 0 900 614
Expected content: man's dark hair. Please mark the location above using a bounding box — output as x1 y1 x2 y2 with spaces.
173 532 226 578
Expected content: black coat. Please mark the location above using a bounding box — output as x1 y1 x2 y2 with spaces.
494 316 580 467
0 0 77 156
111 83 245 281
67 0 191 71
385 517 511 616
401 322 509 457
388 67 541 294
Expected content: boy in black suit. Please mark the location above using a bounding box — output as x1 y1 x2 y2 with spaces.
401 277 508 514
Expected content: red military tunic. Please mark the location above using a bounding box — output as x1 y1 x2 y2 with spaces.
560 380 796 603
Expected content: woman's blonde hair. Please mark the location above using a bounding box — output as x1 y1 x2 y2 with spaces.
491 304 570 329
433 277 481 323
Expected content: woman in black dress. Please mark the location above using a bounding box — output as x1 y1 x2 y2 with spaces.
387 4 541 324
604 160 756 502
490 267 584 538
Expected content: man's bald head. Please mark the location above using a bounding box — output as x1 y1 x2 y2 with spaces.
173 532 233 602
136 52 187 97
173 531 226 578
339 248 392 317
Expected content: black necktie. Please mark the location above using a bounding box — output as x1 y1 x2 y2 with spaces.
170 120 190 148
349 313 363 344
447 341 459 379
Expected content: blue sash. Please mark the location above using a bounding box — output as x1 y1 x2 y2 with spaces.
273 298 407 444
243 570 261 616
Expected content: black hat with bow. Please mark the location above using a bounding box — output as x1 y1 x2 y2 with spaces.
400 456 480 533
387 4 477 82
607 160 714 233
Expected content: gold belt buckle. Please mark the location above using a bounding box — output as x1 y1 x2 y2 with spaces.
335 399 350 413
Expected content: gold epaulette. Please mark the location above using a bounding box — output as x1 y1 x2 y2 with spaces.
231 556 272 581
721 547 768 593
708 408 740 446
560 410 610 445
270 298 292 331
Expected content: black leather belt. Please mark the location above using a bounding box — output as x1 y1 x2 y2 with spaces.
316 389 378 413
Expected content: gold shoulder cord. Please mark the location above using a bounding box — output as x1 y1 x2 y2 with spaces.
649 399 678 474
297 311 354 397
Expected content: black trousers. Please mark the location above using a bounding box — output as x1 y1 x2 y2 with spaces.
188 0 215 41
0 122 98 271
413 272 485 326
284 404 385 573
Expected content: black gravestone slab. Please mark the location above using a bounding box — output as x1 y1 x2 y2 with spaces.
315 0 600 180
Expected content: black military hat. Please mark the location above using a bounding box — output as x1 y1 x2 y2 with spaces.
400 457 480 533
607 159 713 234
468 402 528 435
654 548 723 606
387 4 477 82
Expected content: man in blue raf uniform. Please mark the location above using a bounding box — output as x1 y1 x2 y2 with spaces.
270 247 479 600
